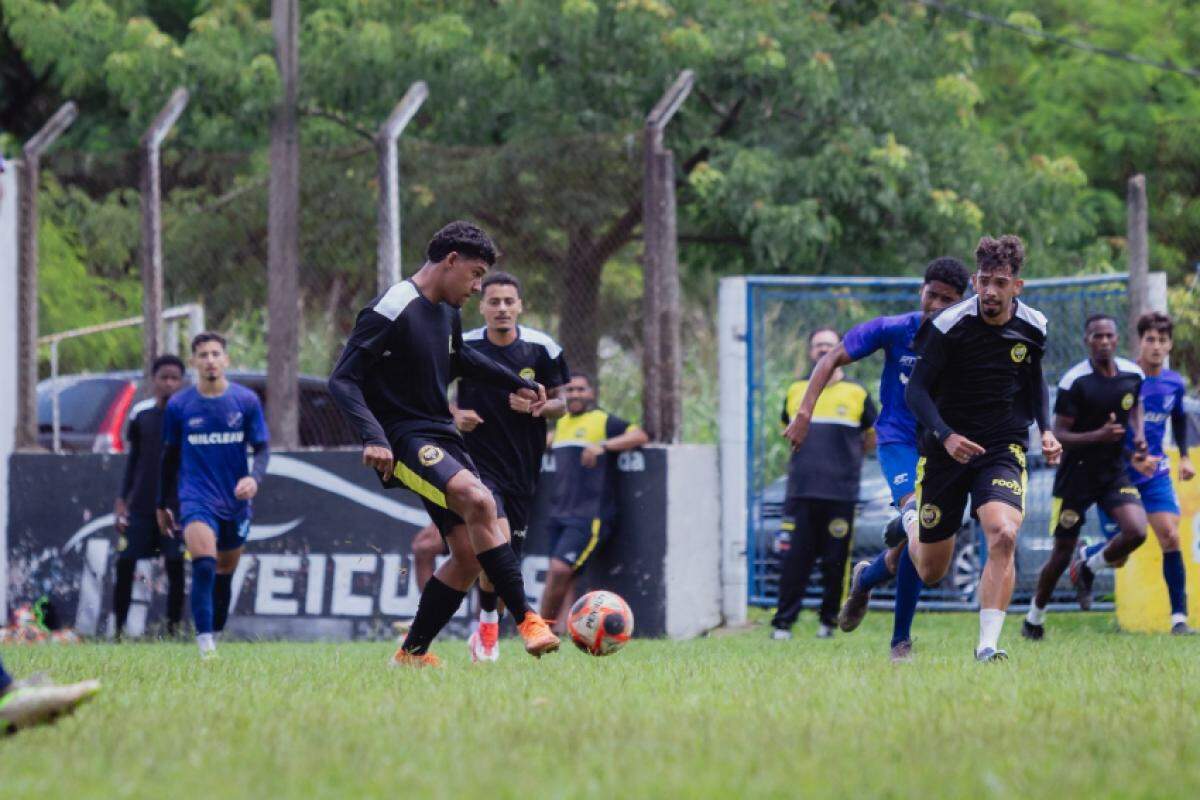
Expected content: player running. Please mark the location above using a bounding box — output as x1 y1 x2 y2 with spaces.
787 257 969 662
1022 315 1149 640
458 272 569 661
0 656 100 734
1073 312 1195 633
113 354 186 638
903 235 1061 662
328 221 560 666
158 333 270 660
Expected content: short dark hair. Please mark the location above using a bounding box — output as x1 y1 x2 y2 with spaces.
808 326 839 345
923 257 970 295
569 371 594 388
190 332 227 353
1085 313 1118 332
426 221 497 266
152 354 185 375
481 271 521 297
1137 311 1173 339
975 235 1025 275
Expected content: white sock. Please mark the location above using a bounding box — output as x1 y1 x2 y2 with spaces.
978 608 1006 652
1171 613 1188 626
902 507 919 541
479 609 499 624
196 633 216 654
1086 548 1114 573
1026 601 1047 626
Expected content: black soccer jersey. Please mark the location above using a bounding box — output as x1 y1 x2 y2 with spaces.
907 296 1050 452
1054 357 1144 477
121 399 170 516
458 325 571 498
328 280 539 447
549 409 634 521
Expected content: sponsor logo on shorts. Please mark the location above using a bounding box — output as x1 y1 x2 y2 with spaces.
1120 486 1140 496
1008 443 1027 468
519 367 536 381
991 477 1023 495
1059 509 1081 528
1121 393 1134 411
1010 343 1028 363
828 518 850 538
920 503 942 529
892 473 909 486
418 445 444 467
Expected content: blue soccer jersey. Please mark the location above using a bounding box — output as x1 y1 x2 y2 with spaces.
841 311 922 448
1126 368 1188 486
163 383 269 522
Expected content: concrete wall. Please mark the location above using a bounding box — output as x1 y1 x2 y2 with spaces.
0 165 18 620
717 277 748 625
664 444 721 638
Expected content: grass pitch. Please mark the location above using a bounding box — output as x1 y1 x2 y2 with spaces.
3 612 1199 799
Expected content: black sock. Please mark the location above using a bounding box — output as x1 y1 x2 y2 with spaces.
165 559 185 634
113 560 136 636
476 544 531 624
479 589 498 613
402 577 467 654
213 573 233 633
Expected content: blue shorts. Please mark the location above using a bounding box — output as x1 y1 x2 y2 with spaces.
180 508 251 552
1097 473 1180 538
877 442 919 506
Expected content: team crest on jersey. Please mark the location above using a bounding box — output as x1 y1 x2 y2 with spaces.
920 503 942 529
418 445 444 467
1010 343 1028 363
188 416 205 428
828 518 850 538
1059 509 1080 529
520 368 536 381
227 411 243 428
1121 393 1134 411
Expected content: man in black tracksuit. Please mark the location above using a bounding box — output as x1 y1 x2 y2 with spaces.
112 354 186 637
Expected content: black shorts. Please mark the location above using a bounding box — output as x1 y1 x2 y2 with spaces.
548 516 614 572
481 476 533 559
1050 465 1142 538
116 512 185 562
916 443 1028 544
385 432 477 538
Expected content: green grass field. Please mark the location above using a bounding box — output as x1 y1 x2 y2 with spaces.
3 612 1199 799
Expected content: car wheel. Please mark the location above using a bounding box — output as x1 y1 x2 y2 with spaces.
945 529 981 603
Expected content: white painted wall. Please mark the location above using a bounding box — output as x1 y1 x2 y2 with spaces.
717 277 748 625
0 165 19 620
664 444 721 638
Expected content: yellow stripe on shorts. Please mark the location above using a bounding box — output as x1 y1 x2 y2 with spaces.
394 461 448 508
574 518 603 569
1048 496 1062 534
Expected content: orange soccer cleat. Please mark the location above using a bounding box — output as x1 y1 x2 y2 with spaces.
389 648 442 668
469 621 501 663
517 612 561 658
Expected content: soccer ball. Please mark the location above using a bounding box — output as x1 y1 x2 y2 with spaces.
566 590 634 656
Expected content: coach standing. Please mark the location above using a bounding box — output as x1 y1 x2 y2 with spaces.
772 328 877 640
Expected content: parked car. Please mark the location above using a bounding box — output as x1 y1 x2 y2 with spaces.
36 371 357 453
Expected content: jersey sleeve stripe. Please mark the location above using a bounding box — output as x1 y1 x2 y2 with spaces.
373 281 419 322
518 326 564 359
128 398 157 420
1014 300 1048 334
463 326 486 342
932 297 978 333
1115 357 1145 378
1057 359 1093 390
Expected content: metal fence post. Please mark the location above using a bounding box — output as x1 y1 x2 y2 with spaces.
1126 174 1149 352
642 70 693 443
268 0 301 450
377 81 428 293
16 101 77 450
140 88 189 381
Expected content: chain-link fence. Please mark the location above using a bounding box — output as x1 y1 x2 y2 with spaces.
745 273 1132 610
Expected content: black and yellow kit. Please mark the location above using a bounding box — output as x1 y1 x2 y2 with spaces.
1049 357 1144 538
906 297 1051 543
546 409 635 570
773 378 876 630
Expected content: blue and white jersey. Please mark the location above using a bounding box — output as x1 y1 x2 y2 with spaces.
1126 369 1187 486
841 311 922 447
163 383 269 521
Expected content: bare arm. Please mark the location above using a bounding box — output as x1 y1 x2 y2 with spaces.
604 426 649 452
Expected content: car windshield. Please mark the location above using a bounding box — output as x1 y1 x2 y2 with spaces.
37 378 128 433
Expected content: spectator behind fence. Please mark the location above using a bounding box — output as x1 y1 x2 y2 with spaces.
113 354 187 639
772 327 877 640
539 373 648 629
